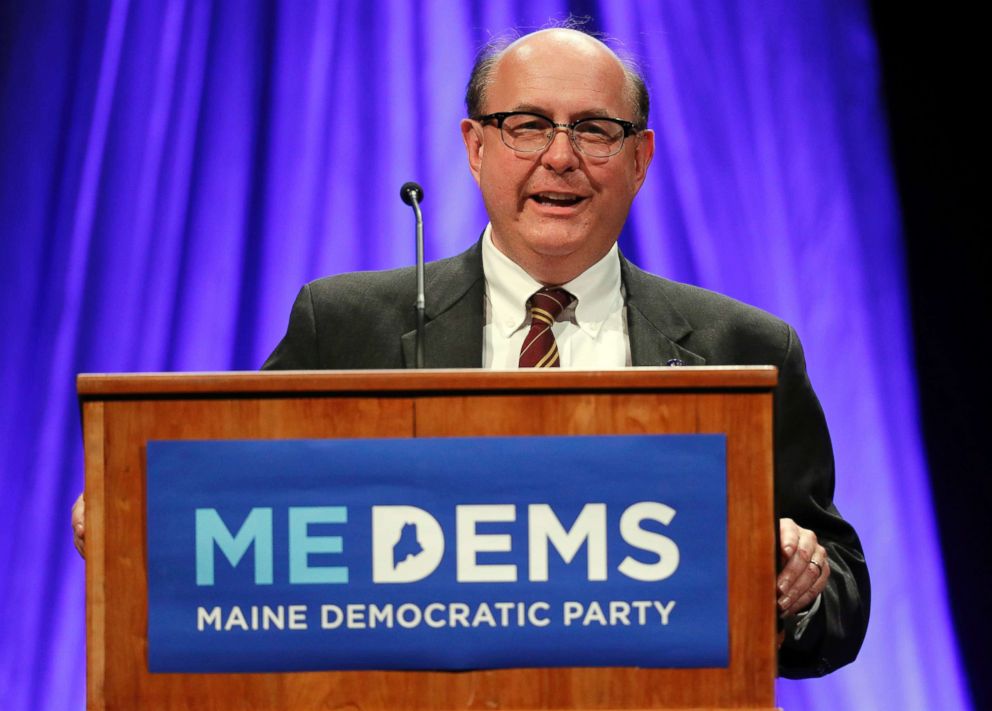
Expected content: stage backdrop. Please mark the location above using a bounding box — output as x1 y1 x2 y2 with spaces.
0 1 971 709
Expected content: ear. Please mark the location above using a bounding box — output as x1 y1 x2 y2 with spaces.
631 128 655 192
460 118 484 186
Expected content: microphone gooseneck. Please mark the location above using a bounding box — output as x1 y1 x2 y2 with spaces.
400 181 426 368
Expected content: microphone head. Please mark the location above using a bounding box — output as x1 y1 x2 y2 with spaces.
400 181 424 206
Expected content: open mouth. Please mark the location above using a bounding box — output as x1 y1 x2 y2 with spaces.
530 192 585 208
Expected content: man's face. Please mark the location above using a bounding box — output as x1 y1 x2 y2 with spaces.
461 31 655 284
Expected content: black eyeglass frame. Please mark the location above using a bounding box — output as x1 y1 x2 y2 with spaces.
474 111 642 157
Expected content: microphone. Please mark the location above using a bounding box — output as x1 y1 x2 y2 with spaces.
400 181 424 206
400 181 426 368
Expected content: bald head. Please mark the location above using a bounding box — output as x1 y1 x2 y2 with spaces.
459 26 655 284
466 28 649 128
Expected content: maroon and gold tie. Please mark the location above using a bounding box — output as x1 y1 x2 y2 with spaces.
518 287 575 368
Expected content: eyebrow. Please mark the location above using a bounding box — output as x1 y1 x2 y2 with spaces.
510 104 613 119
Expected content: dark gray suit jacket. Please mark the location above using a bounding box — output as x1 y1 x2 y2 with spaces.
263 240 869 679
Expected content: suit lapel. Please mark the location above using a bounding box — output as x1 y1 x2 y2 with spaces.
402 242 485 368
400 244 704 369
621 256 706 367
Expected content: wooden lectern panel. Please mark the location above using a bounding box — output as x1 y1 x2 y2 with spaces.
80 368 777 711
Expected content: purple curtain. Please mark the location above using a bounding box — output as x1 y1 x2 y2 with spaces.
0 1 970 708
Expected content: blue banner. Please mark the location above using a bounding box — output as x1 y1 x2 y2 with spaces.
146 435 727 672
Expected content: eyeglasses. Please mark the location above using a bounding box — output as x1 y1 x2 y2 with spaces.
475 111 641 158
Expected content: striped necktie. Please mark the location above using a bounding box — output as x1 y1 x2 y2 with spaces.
518 287 575 368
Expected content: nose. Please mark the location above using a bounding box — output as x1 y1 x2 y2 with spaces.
540 127 580 173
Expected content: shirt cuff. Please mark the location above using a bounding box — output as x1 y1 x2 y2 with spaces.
789 593 822 640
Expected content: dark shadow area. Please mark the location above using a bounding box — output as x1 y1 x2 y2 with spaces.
870 4 989 708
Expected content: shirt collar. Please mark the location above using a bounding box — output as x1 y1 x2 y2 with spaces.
481 224 622 338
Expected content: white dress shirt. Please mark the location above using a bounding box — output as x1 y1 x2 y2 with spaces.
482 225 630 369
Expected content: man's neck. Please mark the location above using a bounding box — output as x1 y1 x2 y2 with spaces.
488 229 616 286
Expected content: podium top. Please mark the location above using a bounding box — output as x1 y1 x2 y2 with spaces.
77 366 777 399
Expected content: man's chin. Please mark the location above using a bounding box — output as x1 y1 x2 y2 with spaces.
517 215 592 250
491 221 611 282
522 232 590 260
522 237 609 284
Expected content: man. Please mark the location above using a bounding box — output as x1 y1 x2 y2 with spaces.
74 27 868 678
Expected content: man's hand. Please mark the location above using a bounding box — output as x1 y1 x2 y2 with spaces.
72 493 85 558
778 517 829 617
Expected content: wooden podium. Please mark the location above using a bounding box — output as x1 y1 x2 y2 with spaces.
79 367 778 711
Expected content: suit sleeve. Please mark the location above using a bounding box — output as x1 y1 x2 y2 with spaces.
775 325 870 678
261 284 320 370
